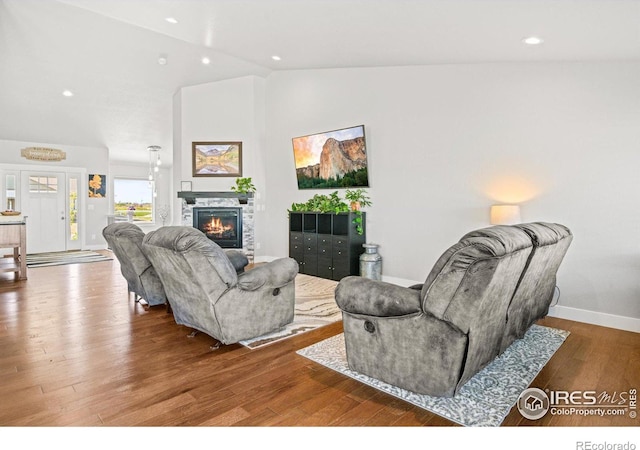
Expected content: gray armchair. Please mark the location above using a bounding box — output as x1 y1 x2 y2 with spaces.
102 222 167 306
141 226 298 345
336 225 537 397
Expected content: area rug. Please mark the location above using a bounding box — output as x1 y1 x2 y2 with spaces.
239 273 341 349
297 324 569 427
26 250 113 268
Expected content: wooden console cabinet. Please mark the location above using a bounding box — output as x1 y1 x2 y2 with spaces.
289 212 365 281
0 219 27 280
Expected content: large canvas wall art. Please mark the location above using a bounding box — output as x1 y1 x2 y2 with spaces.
192 142 243 177
292 125 369 189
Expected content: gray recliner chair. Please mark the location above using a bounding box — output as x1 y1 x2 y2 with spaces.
102 222 168 307
141 226 298 345
336 223 571 397
335 224 572 397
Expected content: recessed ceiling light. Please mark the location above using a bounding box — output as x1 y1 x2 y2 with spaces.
522 36 544 45
62 90 73 97
158 55 168 65
165 17 178 24
201 57 211 65
271 55 281 61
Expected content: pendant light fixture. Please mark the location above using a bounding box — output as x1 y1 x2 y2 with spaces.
148 145 161 197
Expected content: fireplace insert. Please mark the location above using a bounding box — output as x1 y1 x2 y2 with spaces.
193 207 243 248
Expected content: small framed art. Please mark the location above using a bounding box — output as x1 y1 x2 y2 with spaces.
88 174 106 198
192 142 243 177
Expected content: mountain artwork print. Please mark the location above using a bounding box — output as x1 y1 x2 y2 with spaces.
292 125 369 189
192 142 243 177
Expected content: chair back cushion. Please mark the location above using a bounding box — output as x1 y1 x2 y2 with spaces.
102 222 166 306
421 225 534 387
142 226 238 335
421 225 533 330
144 226 238 286
499 222 572 351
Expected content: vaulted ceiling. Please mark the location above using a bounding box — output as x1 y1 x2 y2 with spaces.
1 0 638 166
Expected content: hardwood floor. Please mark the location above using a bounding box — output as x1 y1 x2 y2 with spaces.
0 252 638 429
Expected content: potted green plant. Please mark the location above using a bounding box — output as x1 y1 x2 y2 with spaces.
344 188 372 212
344 189 372 235
288 191 349 214
231 177 256 204
288 190 370 235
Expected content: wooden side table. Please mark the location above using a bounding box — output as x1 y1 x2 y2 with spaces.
0 216 27 280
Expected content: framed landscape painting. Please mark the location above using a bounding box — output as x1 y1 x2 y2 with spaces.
292 125 369 189
192 142 243 177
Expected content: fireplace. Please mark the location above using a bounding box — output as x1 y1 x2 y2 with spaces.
193 207 243 248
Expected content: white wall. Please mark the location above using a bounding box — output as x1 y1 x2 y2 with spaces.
174 76 268 236
171 89 183 225
263 62 640 328
0 138 110 249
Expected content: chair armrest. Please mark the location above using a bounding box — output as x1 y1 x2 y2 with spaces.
237 257 299 291
225 250 249 273
335 276 422 317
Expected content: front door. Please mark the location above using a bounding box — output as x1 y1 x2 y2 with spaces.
21 171 67 254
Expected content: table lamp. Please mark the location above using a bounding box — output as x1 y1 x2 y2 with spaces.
490 204 521 225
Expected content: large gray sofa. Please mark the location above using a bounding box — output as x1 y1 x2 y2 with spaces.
335 222 572 397
141 226 299 345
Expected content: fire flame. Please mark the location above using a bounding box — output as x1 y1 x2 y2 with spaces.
204 217 234 236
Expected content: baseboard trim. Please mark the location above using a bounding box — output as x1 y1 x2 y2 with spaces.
381 275 422 288
385 278 640 333
256 260 639 334
84 244 107 251
254 255 278 263
547 305 640 333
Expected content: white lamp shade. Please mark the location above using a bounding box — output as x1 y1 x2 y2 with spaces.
490 204 521 225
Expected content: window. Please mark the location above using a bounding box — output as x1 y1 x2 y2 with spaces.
5 174 16 210
29 176 58 193
113 178 154 222
69 176 78 241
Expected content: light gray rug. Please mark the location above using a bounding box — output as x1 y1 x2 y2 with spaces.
239 273 341 349
26 250 112 268
297 324 569 427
